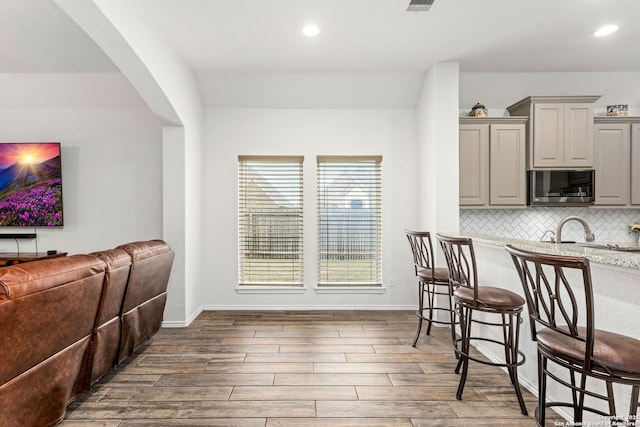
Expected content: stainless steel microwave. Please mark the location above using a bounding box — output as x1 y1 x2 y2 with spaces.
527 170 595 206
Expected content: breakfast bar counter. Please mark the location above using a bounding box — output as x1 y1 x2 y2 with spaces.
458 233 640 270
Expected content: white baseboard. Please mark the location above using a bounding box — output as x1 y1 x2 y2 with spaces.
161 306 204 328
201 304 415 311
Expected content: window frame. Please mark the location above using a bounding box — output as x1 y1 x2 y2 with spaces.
237 155 304 287
316 155 382 287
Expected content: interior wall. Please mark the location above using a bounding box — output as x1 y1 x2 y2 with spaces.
415 69 437 231
56 0 207 324
459 71 640 116
0 107 163 255
201 108 419 309
473 241 640 421
431 63 460 235
415 63 460 239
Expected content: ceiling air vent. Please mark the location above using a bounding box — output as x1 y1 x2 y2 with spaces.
407 0 435 12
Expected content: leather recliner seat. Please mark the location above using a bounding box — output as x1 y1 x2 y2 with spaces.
0 255 106 427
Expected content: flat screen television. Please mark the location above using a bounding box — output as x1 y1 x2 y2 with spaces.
0 142 63 226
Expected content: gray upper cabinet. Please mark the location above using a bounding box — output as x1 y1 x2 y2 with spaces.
459 118 527 208
594 117 640 206
507 96 600 169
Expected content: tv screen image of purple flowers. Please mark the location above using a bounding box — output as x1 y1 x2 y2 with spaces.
0 143 63 227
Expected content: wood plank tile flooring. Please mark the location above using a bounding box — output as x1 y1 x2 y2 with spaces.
62 310 562 426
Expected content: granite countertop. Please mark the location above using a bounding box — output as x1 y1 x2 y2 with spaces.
438 233 640 270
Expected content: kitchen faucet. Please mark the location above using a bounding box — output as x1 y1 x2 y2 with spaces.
556 216 595 244
539 229 556 242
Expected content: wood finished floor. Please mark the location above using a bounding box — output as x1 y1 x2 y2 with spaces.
62 310 562 426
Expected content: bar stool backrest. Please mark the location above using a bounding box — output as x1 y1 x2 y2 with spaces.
505 244 596 370
436 235 478 301
404 230 436 277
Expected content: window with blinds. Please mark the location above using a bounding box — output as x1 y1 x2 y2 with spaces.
317 156 382 286
238 156 303 286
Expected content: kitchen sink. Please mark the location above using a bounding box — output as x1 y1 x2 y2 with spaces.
573 242 640 252
573 242 607 249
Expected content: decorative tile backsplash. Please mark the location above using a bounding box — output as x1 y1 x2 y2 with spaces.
460 207 640 243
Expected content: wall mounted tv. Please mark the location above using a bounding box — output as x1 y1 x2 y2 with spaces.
0 142 63 226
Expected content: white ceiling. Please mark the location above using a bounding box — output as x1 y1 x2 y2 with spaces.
136 0 640 74
2 0 640 108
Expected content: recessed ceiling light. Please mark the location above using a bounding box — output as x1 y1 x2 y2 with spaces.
302 24 319 37
594 25 619 37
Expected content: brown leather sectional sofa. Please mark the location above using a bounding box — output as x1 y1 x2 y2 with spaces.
0 240 174 427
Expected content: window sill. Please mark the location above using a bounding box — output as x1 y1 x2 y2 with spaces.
235 286 386 294
236 286 306 294
314 286 386 294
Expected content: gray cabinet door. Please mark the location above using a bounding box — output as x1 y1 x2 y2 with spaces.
632 123 640 205
564 103 594 167
459 124 488 206
533 103 563 167
490 124 526 205
594 123 630 205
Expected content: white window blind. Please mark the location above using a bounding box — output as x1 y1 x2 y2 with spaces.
238 156 303 286
317 156 382 286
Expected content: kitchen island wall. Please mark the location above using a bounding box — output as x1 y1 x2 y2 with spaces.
452 234 640 423
460 207 640 243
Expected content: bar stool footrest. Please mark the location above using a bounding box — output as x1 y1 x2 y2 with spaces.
453 336 526 368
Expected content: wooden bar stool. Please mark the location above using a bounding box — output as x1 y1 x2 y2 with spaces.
404 230 455 347
437 234 528 415
506 244 640 427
